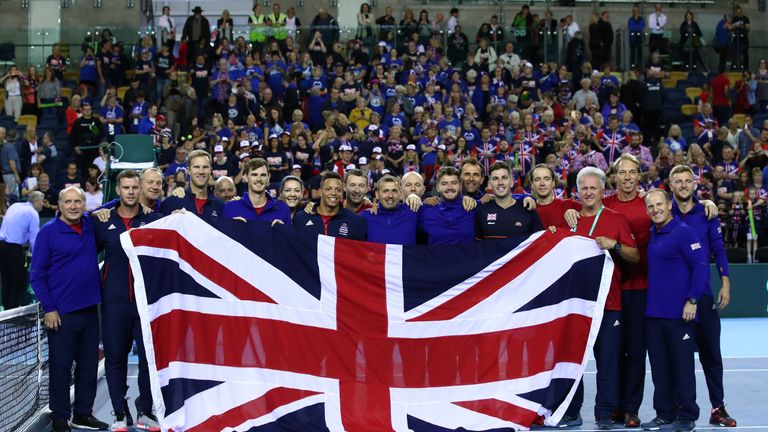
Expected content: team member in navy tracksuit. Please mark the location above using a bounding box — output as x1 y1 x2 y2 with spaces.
160 150 224 226
30 187 109 432
557 167 640 430
642 189 708 432
294 172 367 240
668 165 737 427
361 175 419 245
419 166 477 244
475 162 543 239
93 170 162 432
222 158 291 225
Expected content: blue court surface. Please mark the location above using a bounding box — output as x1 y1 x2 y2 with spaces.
39 317 768 431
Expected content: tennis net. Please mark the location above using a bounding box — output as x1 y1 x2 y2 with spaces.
0 304 49 432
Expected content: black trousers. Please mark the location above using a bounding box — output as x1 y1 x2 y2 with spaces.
646 317 699 422
0 240 25 310
103 302 153 415
48 306 100 421
696 295 725 408
619 290 647 414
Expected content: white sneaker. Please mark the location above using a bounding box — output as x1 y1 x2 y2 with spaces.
136 412 161 431
110 415 128 432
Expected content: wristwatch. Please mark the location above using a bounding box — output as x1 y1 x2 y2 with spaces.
613 242 622 251
688 297 698 305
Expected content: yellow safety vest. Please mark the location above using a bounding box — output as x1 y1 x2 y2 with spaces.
271 13 288 40
249 14 267 42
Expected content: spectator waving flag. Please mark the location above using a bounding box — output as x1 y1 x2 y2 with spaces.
120 213 613 432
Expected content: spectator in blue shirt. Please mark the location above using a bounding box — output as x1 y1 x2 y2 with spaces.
223 158 291 225
668 165 737 427
30 186 109 432
0 191 43 309
627 6 645 69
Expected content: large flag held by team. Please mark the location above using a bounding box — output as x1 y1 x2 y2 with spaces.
120 213 614 431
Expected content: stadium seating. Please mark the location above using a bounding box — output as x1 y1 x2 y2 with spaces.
681 104 699 116
726 248 748 263
16 114 37 128
59 87 72 103
685 87 703 103
117 86 130 102
753 247 768 263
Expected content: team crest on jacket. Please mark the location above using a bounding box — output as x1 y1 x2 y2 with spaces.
339 222 349 236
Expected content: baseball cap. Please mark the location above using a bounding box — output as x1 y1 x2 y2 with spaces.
373 154 384 161
339 143 353 152
509 94 519 103
239 152 250 160
213 145 224 153
437 144 447 151
282 130 291 136
366 124 379 134
240 140 251 148
406 144 416 151
345 163 356 171
221 136 230 142
382 168 391 175
372 146 383 154
292 164 302 170
358 157 368 165
269 133 278 140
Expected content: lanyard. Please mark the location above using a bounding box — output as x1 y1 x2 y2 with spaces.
572 205 603 236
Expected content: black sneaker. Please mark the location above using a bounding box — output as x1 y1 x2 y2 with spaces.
70 414 109 430
641 417 675 431
596 418 614 429
52 419 71 432
672 420 695 432
710 405 737 427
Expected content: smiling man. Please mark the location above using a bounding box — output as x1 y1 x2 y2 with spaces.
160 150 223 225
418 166 476 245
557 167 639 430
92 170 161 432
293 172 367 240
668 165 736 428
342 169 373 213
361 175 419 245
642 189 708 432
222 158 291 225
31 187 109 432
475 162 543 239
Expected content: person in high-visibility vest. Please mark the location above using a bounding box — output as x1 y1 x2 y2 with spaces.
269 3 289 47
249 3 268 55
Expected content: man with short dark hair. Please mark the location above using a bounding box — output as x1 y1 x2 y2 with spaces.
530 164 580 227
642 189 708 432
293 172 367 240
222 158 291 225
93 170 162 432
343 169 373 214
419 166 476 245
31 187 109 432
475 162 542 239
361 175 419 245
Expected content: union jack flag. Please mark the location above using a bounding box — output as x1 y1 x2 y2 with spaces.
121 213 614 432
